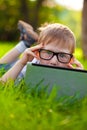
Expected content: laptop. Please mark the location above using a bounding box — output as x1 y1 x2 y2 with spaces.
24 63 87 99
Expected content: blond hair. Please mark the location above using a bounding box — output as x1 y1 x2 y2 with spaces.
38 23 76 53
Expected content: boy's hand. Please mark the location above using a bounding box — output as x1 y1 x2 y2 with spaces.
67 58 84 70
19 44 43 66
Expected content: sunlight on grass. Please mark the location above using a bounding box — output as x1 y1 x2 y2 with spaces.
74 48 87 70
0 42 16 57
75 48 83 59
0 81 87 130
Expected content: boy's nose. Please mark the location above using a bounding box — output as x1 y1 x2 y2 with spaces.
50 55 60 66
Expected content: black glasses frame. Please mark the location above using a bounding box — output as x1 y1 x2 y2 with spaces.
39 49 73 64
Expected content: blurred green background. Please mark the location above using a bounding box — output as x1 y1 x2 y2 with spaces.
0 0 87 60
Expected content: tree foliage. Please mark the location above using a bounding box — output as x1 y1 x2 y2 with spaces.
0 0 82 47
0 0 52 40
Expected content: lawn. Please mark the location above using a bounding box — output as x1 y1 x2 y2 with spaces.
0 42 87 130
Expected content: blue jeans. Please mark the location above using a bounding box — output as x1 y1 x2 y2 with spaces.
0 60 17 76
0 63 11 70
0 59 18 71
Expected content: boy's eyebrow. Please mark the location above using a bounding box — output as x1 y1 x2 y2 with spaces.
41 48 71 54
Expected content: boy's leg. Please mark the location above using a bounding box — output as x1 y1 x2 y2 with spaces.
0 20 38 64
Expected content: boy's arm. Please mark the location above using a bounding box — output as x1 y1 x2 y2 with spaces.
0 44 43 83
0 60 25 82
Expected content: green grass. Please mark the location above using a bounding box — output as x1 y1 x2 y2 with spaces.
0 42 87 130
0 81 87 130
0 42 16 57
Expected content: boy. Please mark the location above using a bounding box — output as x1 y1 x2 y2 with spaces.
0 23 83 82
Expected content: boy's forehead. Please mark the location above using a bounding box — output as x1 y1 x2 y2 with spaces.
43 41 72 53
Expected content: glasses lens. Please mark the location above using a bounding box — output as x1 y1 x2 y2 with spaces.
39 49 53 60
58 53 71 63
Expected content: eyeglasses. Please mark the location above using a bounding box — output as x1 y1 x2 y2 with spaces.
39 49 73 64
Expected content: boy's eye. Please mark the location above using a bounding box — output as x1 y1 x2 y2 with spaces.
59 53 66 58
58 53 71 61
46 50 53 55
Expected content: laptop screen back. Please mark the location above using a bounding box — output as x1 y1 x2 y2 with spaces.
24 63 87 98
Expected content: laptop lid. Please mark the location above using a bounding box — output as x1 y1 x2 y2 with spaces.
24 63 87 99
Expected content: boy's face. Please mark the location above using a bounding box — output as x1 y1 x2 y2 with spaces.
38 41 73 68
